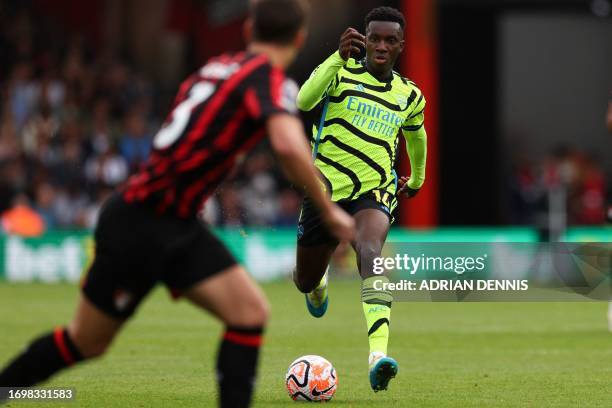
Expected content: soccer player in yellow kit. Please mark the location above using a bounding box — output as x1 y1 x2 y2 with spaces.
293 6 427 391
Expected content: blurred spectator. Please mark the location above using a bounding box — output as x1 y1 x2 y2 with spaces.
84 97 118 157
119 110 151 171
574 156 605 224
274 189 301 227
50 119 86 187
0 109 20 162
52 184 90 229
22 102 60 157
240 151 279 226
84 145 129 188
1 193 45 237
33 181 57 229
217 187 246 227
81 186 114 230
7 60 36 129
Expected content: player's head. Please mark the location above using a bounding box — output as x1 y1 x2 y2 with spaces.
364 6 405 77
246 0 309 50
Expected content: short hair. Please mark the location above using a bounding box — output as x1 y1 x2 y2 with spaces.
364 6 406 31
251 0 309 45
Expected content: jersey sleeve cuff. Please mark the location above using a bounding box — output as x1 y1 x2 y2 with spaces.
407 178 424 190
328 50 347 66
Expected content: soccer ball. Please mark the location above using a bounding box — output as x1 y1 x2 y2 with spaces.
285 355 337 402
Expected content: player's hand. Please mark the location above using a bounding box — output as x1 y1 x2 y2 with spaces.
339 27 365 61
397 176 420 198
322 204 356 242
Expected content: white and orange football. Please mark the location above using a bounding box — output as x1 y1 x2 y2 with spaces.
285 355 338 402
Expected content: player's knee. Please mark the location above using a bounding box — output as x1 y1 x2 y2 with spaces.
251 296 270 326
226 295 270 328
293 272 318 293
356 240 383 274
356 240 383 262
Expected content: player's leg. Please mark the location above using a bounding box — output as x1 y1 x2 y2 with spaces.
0 193 157 394
67 296 125 358
294 244 337 294
0 289 125 391
162 221 269 408
295 243 338 317
352 207 397 391
354 208 392 357
0 245 153 394
294 198 339 317
183 265 268 408
184 264 269 327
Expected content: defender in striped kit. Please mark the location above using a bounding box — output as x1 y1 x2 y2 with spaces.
0 2 355 407
293 6 427 392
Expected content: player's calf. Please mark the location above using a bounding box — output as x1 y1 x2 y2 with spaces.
361 275 398 391
294 243 338 294
217 296 268 408
0 295 123 398
186 265 270 408
0 327 84 388
217 325 264 408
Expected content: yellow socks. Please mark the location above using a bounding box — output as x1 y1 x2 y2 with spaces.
361 276 393 356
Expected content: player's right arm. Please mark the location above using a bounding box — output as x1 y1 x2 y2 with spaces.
296 28 365 111
267 114 355 241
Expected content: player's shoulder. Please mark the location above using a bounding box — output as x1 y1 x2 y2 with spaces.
199 52 278 82
341 58 369 76
199 52 243 77
392 72 425 112
392 71 422 94
240 53 295 90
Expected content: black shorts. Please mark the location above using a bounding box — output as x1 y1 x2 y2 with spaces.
297 192 392 247
82 193 237 319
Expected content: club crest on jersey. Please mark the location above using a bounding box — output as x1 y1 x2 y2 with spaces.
395 95 409 110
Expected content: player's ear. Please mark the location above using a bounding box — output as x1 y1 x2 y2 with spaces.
399 39 405 53
293 27 308 50
244 18 254 43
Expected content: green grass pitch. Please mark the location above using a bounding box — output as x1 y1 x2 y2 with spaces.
1 280 612 407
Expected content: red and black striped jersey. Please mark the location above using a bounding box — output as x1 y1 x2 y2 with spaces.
122 52 298 217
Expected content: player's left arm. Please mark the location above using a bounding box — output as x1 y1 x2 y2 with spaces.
398 93 427 198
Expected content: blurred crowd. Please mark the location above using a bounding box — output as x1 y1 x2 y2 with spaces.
0 5 301 235
508 146 608 228
0 4 608 236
